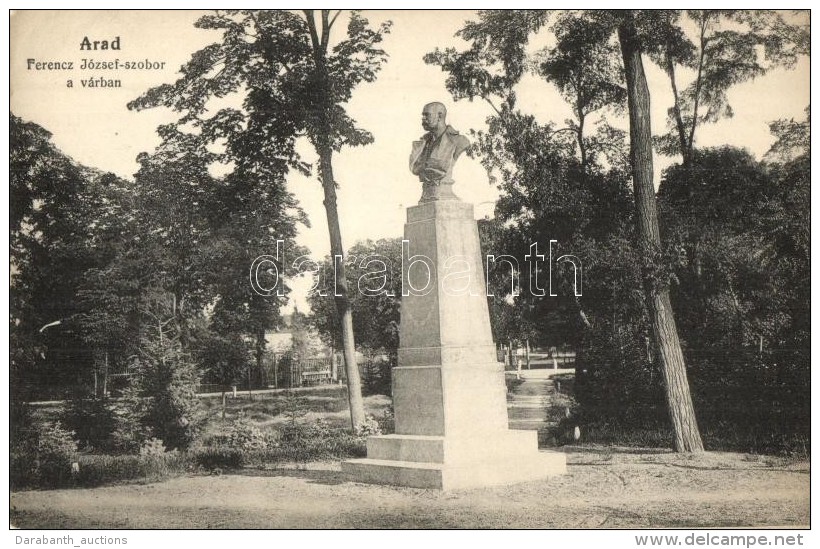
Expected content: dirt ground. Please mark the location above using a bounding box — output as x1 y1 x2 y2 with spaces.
10 446 809 529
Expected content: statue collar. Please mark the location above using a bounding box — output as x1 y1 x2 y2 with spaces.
424 125 460 141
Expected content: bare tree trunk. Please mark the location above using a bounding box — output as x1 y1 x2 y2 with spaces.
317 149 366 429
102 351 109 397
664 52 690 166
306 9 366 429
577 108 588 171
618 13 704 453
525 339 531 370
686 13 710 166
252 326 266 393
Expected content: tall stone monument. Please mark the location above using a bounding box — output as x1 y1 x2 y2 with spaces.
342 103 566 489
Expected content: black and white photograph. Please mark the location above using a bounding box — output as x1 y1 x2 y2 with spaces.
7 7 812 537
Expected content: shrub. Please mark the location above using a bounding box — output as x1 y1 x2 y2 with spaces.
226 416 273 452
11 428 192 490
75 452 189 487
354 415 382 438
574 326 666 426
109 384 152 454
276 419 366 462
195 418 367 471
37 422 80 481
279 417 332 444
189 417 274 471
60 395 116 452
375 407 395 434
281 392 309 424
11 422 79 489
128 300 205 451
361 355 393 396
10 436 37 489
191 445 245 470
139 437 168 456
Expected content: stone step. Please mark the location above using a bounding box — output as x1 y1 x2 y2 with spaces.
342 450 566 490
342 458 444 489
506 378 562 431
366 431 539 463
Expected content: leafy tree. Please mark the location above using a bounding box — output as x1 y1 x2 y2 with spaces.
658 144 809 452
129 10 392 428
617 10 704 451
198 332 250 390
652 10 809 166
308 238 401 397
425 10 549 105
73 171 144 395
308 238 402 359
765 105 810 162
124 124 306 396
129 136 223 338
535 13 626 171
767 152 810 396
10 114 104 399
427 10 635 350
429 10 710 451
426 10 627 174
129 293 203 450
201 168 305 391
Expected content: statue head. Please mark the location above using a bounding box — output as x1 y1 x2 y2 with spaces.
421 102 447 133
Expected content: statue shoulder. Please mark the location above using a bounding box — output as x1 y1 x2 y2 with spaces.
445 126 470 150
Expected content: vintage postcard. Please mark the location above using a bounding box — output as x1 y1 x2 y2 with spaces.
8 8 811 541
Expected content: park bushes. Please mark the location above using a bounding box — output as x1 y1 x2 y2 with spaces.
191 417 369 471
557 342 810 456
11 422 79 490
11 390 375 490
10 421 188 490
12 421 370 490
60 395 117 452
74 452 190 487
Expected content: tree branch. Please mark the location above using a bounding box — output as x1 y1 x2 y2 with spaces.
241 11 260 39
546 126 581 139
576 296 593 329
321 10 331 53
483 96 501 116
666 52 688 161
688 11 710 154
304 10 320 53
328 10 342 32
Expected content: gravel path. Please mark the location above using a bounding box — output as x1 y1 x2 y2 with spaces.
10 449 809 529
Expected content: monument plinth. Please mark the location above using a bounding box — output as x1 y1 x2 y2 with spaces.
342 201 566 490
342 102 565 489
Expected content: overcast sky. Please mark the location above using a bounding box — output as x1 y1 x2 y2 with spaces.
10 10 810 310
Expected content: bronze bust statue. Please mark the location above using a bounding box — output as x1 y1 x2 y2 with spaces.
409 102 470 202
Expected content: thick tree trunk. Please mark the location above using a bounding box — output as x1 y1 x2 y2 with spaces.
317 149 366 429
618 14 704 453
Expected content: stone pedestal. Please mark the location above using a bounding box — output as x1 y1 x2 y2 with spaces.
342 200 565 490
